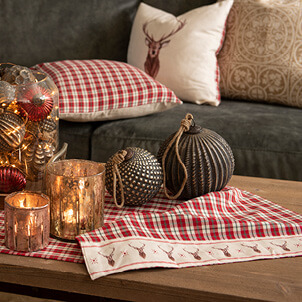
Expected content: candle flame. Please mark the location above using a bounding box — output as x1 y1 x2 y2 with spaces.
65 209 74 223
19 198 25 208
78 179 85 190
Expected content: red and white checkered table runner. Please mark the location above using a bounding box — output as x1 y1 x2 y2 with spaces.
1 187 302 280
0 190 185 262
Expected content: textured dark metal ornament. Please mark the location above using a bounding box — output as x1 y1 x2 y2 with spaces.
0 166 26 193
157 114 235 200
106 147 163 207
0 111 26 152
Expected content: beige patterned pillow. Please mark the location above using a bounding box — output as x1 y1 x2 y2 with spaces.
218 0 302 108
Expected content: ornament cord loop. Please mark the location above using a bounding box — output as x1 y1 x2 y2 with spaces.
112 150 127 208
162 113 193 200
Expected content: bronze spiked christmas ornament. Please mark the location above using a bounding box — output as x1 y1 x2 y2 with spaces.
157 113 235 200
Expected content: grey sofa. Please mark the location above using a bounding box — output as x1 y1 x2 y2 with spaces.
2 0 301 181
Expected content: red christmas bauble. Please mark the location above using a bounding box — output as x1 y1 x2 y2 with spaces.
18 85 53 121
0 166 26 193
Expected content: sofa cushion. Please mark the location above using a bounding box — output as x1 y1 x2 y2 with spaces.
33 60 182 122
127 0 233 106
89 100 302 181
218 0 302 108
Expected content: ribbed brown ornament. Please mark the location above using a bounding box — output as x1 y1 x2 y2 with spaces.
157 114 235 200
106 147 163 207
0 111 26 152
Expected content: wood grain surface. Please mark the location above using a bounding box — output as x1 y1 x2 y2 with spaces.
0 175 301 302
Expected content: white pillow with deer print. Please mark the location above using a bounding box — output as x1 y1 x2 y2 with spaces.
127 0 234 106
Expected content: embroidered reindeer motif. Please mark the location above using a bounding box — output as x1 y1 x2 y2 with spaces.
98 247 115 266
142 19 186 78
158 245 175 261
128 243 146 259
241 243 262 253
271 241 291 251
183 248 201 260
212 245 231 257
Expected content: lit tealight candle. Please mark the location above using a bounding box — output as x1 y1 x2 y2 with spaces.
46 159 105 241
65 209 74 224
62 208 77 238
4 191 50 252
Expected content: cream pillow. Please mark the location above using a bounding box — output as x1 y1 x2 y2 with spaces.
218 0 302 108
127 1 234 106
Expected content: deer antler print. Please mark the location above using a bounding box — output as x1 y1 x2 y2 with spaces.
241 243 261 253
128 243 146 259
142 18 186 78
212 245 231 257
271 241 291 251
158 245 175 261
98 247 115 267
183 248 201 260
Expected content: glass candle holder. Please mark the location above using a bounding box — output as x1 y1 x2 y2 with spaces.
4 191 50 252
46 159 105 241
0 63 59 193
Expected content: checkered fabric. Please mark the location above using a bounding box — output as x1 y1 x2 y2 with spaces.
0 189 181 263
0 187 301 280
77 187 302 279
32 60 182 122
0 210 84 263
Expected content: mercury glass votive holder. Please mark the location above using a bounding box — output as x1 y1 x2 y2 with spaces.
46 159 105 241
4 191 50 252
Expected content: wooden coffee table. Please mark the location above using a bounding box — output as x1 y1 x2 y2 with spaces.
0 175 301 302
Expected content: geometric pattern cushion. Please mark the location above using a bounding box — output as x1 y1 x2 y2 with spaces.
32 60 182 122
218 0 302 108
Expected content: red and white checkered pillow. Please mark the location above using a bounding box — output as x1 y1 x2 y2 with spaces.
32 60 182 122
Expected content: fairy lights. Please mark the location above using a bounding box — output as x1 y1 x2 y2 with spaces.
0 63 59 192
